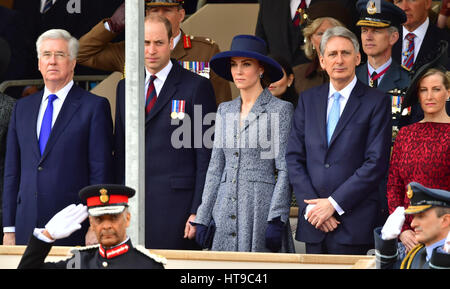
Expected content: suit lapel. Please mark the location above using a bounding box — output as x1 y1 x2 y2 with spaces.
328 81 363 146
40 85 81 163
146 60 180 123
240 89 270 133
31 91 44 159
313 84 329 148
378 64 397 92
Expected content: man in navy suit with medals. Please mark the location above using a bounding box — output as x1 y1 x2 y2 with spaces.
286 26 391 254
114 15 216 250
3 29 114 246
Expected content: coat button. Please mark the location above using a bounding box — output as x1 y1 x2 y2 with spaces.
324 164 330 168
230 215 236 220
102 261 108 268
38 166 43 171
234 152 239 157
231 232 236 237
232 178 236 184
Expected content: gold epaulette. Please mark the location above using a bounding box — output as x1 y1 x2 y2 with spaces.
135 245 167 266
400 243 424 269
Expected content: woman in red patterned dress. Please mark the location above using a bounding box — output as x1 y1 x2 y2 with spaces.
387 68 450 254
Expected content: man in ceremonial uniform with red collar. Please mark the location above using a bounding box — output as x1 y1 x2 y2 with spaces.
17 184 166 269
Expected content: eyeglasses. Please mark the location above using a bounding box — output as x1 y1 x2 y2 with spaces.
40 51 70 60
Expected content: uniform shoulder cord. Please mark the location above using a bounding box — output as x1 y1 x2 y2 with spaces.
400 243 424 269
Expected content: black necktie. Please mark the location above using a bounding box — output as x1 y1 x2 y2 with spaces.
370 71 378 88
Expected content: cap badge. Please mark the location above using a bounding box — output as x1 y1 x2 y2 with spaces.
99 188 109 204
406 185 413 199
366 1 377 15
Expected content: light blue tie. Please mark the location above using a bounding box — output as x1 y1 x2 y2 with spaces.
39 94 58 155
327 92 341 144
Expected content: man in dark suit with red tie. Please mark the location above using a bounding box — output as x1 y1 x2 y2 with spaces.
114 15 216 250
286 26 391 254
2 29 114 246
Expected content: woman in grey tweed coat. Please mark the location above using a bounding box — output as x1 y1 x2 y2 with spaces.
194 35 295 252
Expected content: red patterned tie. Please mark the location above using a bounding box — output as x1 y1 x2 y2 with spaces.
145 75 157 115
402 33 415 71
293 0 307 27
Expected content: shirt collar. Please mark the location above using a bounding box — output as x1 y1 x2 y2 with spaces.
172 32 181 50
145 60 173 85
367 58 392 75
403 17 429 41
426 238 446 262
43 80 74 102
328 76 357 101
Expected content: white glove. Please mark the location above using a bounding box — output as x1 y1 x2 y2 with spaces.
45 204 88 240
443 231 450 254
381 206 405 240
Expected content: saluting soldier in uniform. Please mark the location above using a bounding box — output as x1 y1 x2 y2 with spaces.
374 182 450 269
76 0 232 106
17 184 166 269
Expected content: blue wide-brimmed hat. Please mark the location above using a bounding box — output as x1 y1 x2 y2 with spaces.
210 35 284 83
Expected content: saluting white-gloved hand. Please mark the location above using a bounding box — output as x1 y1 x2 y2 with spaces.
381 206 405 240
45 204 88 240
443 231 450 254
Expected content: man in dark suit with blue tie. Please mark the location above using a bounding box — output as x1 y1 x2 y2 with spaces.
2 29 114 246
114 15 216 250
286 26 391 254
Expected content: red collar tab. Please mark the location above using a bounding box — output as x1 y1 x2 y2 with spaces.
99 243 129 259
183 34 192 49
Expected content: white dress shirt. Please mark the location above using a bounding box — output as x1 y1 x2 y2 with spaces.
144 60 173 101
402 18 429 64
36 80 74 138
367 57 392 85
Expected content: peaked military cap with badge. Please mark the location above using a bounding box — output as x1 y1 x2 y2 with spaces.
79 184 135 217
404 182 450 214
145 0 184 8
356 0 406 29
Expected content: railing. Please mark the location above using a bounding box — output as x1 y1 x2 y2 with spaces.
0 75 108 93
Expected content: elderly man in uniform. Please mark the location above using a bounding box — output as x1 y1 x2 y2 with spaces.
17 184 166 269
374 182 450 269
76 0 231 106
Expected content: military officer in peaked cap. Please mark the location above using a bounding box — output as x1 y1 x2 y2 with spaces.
17 184 166 269
374 182 450 269
77 0 231 106
355 0 412 230
355 0 411 132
